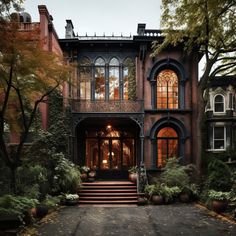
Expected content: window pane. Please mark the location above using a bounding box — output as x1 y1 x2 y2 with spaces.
123 58 136 100
123 139 135 169
214 126 225 149
95 57 105 66
157 69 178 109
214 95 224 112
109 67 119 100
86 139 98 170
79 66 91 99
157 127 178 168
95 67 105 100
214 127 224 139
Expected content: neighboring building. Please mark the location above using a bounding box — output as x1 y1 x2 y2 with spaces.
6 5 63 143
204 76 236 160
59 22 200 178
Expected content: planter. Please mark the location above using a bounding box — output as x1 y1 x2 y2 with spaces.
179 192 191 203
152 195 164 205
0 213 22 230
81 173 88 182
65 199 79 206
212 200 228 213
137 197 148 206
129 173 138 183
35 205 49 218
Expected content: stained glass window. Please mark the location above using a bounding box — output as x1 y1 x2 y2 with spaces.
157 69 178 109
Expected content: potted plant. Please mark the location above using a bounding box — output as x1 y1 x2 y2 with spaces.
64 194 79 206
88 170 96 182
128 166 138 183
144 184 164 205
80 166 90 182
179 184 199 203
208 190 230 213
161 185 181 204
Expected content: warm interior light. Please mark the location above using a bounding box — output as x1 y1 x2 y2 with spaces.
102 160 108 164
107 124 112 129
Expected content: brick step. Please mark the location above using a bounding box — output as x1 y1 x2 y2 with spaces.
80 196 138 200
79 189 137 193
79 200 138 204
80 185 137 189
79 192 137 196
82 181 135 186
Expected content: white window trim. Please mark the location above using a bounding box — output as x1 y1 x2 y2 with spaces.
213 94 225 114
212 126 226 151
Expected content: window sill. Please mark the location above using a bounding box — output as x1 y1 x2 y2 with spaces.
206 149 226 153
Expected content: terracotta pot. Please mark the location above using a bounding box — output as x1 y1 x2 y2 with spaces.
81 173 88 182
129 173 137 183
152 195 164 205
179 192 191 203
212 200 228 213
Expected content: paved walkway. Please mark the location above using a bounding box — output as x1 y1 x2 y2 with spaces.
33 204 236 236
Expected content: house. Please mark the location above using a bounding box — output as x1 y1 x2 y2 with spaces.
204 76 236 161
59 22 200 179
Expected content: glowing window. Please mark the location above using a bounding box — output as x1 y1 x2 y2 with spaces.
157 127 178 168
157 69 178 109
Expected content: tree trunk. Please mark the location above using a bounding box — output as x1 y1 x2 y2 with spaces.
10 166 17 194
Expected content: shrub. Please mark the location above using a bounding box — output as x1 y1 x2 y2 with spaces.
160 157 196 188
52 153 81 194
0 195 38 223
205 159 232 191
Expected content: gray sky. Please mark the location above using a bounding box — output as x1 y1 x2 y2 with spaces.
23 0 162 38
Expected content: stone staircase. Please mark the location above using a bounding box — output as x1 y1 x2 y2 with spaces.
78 181 138 205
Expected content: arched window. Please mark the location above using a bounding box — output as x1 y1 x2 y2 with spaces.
95 57 105 100
214 94 225 113
123 58 136 100
109 58 119 100
79 57 92 99
156 69 178 109
157 127 178 168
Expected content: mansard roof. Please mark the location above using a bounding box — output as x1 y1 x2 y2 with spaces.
209 76 236 87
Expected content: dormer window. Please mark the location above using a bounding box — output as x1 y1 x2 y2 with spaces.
214 94 225 113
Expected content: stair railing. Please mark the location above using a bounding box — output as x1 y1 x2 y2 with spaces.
137 162 148 195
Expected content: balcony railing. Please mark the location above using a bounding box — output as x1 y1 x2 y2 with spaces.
71 100 143 113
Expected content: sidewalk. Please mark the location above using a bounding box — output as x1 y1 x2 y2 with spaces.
29 203 236 236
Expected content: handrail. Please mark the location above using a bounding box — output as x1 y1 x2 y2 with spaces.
137 162 148 195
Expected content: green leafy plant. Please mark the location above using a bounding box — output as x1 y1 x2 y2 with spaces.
208 190 231 201
53 153 81 194
0 195 38 223
128 166 138 174
205 159 232 192
80 166 90 173
160 157 196 188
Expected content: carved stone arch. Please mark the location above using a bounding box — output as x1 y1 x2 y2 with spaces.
148 58 187 109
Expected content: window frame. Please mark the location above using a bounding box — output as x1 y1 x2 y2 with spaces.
212 125 226 151
213 94 225 114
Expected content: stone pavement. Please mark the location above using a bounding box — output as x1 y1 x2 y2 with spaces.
32 203 236 236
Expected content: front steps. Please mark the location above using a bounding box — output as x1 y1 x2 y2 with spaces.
78 181 138 205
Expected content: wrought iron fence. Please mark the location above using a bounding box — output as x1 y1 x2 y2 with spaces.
71 100 143 113
137 162 148 194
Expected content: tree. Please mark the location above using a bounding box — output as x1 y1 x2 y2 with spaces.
152 0 236 170
0 0 71 192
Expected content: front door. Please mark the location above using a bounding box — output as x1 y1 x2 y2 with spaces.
100 139 121 170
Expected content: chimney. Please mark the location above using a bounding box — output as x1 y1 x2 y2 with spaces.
137 23 146 36
65 19 75 38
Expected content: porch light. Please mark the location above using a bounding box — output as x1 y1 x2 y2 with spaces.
107 124 112 130
102 160 108 164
